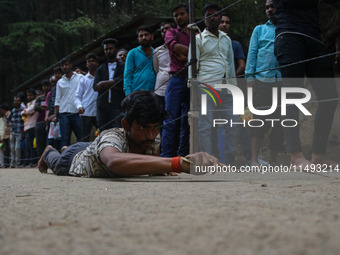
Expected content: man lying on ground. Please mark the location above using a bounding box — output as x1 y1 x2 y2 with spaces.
38 91 220 177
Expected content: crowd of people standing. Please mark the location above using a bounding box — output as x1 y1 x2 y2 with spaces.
1 1 338 170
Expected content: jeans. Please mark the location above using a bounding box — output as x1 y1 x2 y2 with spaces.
58 113 82 147
80 116 97 142
3 138 10 167
24 127 37 165
43 142 90 175
249 80 284 152
10 132 22 167
274 33 338 153
161 76 190 157
35 122 47 157
199 90 239 165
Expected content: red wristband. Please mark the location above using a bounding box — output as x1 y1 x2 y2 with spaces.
171 156 181 173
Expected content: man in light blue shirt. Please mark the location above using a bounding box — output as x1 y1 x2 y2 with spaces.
245 0 283 167
124 26 156 96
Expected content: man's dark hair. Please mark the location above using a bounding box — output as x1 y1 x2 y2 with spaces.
221 12 229 18
86 53 99 62
160 21 175 28
136 26 152 36
53 66 63 74
117 48 128 53
172 3 189 13
121 91 163 125
27 88 36 95
14 96 21 101
60 57 71 65
41 79 50 87
102 38 118 47
203 3 221 15
17 91 25 102
0 103 10 111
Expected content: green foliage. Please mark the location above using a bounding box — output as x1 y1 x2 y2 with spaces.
55 16 97 36
0 0 268 101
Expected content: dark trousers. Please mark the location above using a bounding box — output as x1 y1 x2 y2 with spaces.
156 95 165 140
250 80 284 151
80 116 97 142
97 91 124 132
35 122 47 157
161 76 190 157
3 138 10 167
43 142 91 175
274 33 338 153
24 127 37 165
59 113 82 147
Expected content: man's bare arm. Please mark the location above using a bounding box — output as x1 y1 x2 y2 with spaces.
235 59 246 76
94 80 117 92
100 147 221 176
173 44 188 62
100 147 175 175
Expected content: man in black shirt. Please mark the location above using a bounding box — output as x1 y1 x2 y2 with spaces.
93 38 125 132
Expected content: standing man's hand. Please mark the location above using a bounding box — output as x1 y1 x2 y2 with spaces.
78 107 85 114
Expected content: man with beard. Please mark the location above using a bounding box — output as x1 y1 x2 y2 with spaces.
161 3 190 158
38 91 221 177
124 26 156 96
245 0 283 167
54 57 83 147
93 38 125 131
189 3 238 165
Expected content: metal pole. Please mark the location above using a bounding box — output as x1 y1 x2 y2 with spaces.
189 0 198 154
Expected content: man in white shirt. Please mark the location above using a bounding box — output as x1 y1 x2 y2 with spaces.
75 53 99 142
54 57 83 147
189 3 238 165
153 21 174 136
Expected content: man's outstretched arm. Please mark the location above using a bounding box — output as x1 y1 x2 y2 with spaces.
100 147 220 176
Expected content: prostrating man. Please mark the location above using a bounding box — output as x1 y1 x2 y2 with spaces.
124 26 156 96
190 3 238 165
38 91 220 177
273 0 338 168
245 0 284 167
93 38 125 131
8 96 24 168
54 57 83 147
75 53 99 142
162 3 190 158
